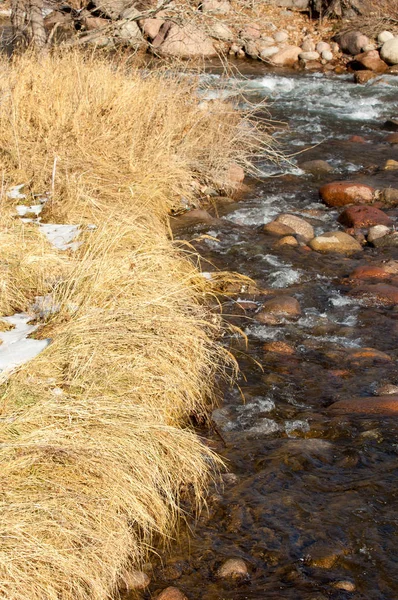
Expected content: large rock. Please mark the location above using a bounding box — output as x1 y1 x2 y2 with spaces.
299 159 333 175
256 296 301 324
274 213 314 241
380 38 398 65
350 50 388 73
156 23 217 58
140 16 166 40
378 31 394 44
269 45 302 67
335 30 369 56
309 231 363 255
328 395 398 415
337 205 392 228
319 181 375 207
208 22 234 42
200 0 231 13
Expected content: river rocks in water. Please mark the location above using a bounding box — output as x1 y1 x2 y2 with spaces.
380 187 398 205
299 159 333 176
332 581 356 592
384 159 398 170
335 31 369 56
354 70 377 84
328 395 398 415
377 383 398 395
121 570 150 591
367 225 390 244
349 264 390 280
380 38 398 65
269 46 302 67
309 231 363 255
274 213 314 241
385 133 398 144
319 181 375 207
263 341 295 355
155 23 217 58
349 283 398 305
256 295 301 324
378 30 394 44
349 50 388 73
263 221 295 237
348 347 392 364
337 205 392 228
216 558 248 579
157 587 189 600
372 232 398 248
275 235 298 247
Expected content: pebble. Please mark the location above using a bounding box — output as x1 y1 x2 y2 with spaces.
216 558 248 579
275 235 298 247
332 580 356 592
157 587 189 600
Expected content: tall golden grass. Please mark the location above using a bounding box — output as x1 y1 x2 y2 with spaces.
0 50 266 600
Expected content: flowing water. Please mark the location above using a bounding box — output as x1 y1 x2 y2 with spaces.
148 65 398 599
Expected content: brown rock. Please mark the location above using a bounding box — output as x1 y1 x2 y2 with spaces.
335 30 369 56
263 221 295 237
332 581 356 592
157 587 188 600
172 209 213 228
349 135 366 143
270 46 302 67
257 296 301 322
319 181 375 207
140 16 165 40
299 159 333 175
225 163 244 189
275 214 314 241
349 283 398 305
377 384 398 395
337 205 392 228
350 50 388 72
380 187 398 205
348 348 392 363
355 70 377 84
372 232 398 248
263 341 295 355
275 235 299 247
384 159 398 170
216 558 248 579
240 23 261 41
385 133 398 144
328 395 398 415
121 570 150 591
349 265 389 280
156 23 217 58
309 231 363 255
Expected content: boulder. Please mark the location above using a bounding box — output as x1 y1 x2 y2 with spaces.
384 159 398 170
156 23 217 58
200 0 231 12
380 38 398 65
309 231 363 255
328 395 398 415
274 213 314 241
319 181 375 207
337 205 391 228
269 45 302 67
378 30 394 44
367 225 390 243
299 159 333 175
244 39 259 59
140 16 165 40
216 558 248 579
350 50 388 72
335 30 369 56
348 347 392 363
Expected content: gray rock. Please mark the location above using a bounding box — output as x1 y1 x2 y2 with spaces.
367 225 390 243
208 22 234 42
316 41 331 53
299 51 320 61
335 30 369 56
273 30 289 43
378 30 394 44
260 46 279 59
309 231 363 255
381 38 398 65
322 50 333 61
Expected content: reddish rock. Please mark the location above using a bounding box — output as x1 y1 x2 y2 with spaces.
337 205 392 228
349 265 389 280
348 348 392 363
349 283 398 305
328 395 398 415
349 135 366 143
157 587 189 600
350 50 388 72
263 221 295 237
319 181 375 207
355 70 377 84
256 295 301 323
263 341 295 355
386 133 398 144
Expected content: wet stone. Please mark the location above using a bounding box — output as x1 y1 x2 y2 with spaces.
263 221 295 237
368 225 390 243
338 205 392 228
274 213 314 241
319 181 375 207
328 395 398 415
256 296 301 322
349 283 398 305
309 231 363 255
349 265 389 280
216 558 249 579
299 159 333 175
274 235 299 247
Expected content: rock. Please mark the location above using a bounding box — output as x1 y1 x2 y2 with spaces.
377 384 398 395
337 205 392 228
273 0 309 9
157 587 189 600
378 31 394 44
384 159 398 170
302 39 315 52
92 0 131 19
316 41 331 53
322 50 333 61
260 46 280 59
224 163 245 189
368 225 390 243
328 396 398 415
201 0 231 13
381 38 398 64
273 30 289 43
299 51 320 61
269 45 302 67
116 8 144 46
383 118 398 131
275 235 299 247
349 265 389 280
121 570 150 591
332 581 356 592
208 22 234 42
240 23 261 41
275 213 314 241
301 60 322 71
140 17 165 40
385 260 398 274
319 181 375 207
263 341 295 354
309 231 363 255
244 39 259 58
349 135 366 143
263 221 295 237
348 348 392 363
335 30 369 56
82 15 109 31
350 50 388 72
355 70 377 84
349 283 398 305
380 187 398 205
216 558 249 579
372 232 398 248
299 159 333 175
173 209 213 228
385 133 398 144
156 23 217 58
256 296 301 322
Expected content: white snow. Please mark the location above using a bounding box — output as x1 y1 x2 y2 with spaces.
39 224 81 251
7 184 26 200
0 314 50 378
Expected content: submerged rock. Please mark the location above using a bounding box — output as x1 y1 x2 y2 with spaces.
319 182 375 207
256 296 301 323
337 205 391 228
309 231 363 255
349 265 390 280
299 159 333 175
216 558 248 579
274 214 314 241
157 587 189 600
328 396 398 415
349 283 398 305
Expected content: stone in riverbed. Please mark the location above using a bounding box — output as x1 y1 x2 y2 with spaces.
385 133 398 144
309 231 363 255
328 395 398 415
335 30 369 56
384 159 398 170
157 587 189 600
337 205 392 228
380 38 398 64
348 347 392 364
263 221 295 237
256 295 301 323
319 181 375 207
349 50 388 72
380 187 398 206
367 225 390 243
275 235 298 247
299 159 333 175
349 265 389 280
263 340 295 355
377 384 398 395
269 46 302 67
372 232 398 248
354 70 377 84
274 213 314 242
216 558 248 579
273 30 289 43
349 283 398 305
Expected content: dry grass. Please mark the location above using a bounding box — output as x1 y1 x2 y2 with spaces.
0 50 265 600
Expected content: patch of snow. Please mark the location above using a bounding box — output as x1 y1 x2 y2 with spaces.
0 313 50 378
40 224 81 251
16 204 43 217
7 184 26 200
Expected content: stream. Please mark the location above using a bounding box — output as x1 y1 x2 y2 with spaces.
148 64 398 599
